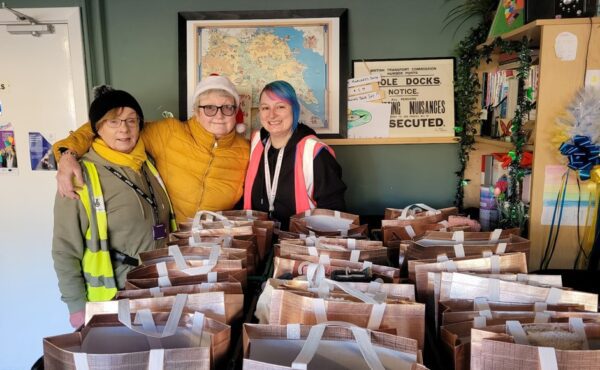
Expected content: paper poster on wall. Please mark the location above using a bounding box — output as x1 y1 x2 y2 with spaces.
29 132 56 171
353 58 455 138
541 165 594 226
0 123 18 174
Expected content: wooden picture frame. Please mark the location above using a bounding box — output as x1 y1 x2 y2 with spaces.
179 9 348 138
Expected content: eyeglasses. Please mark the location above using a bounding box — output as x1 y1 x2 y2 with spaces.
197 104 237 117
103 117 139 128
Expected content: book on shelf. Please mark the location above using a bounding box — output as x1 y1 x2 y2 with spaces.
480 65 539 138
498 49 539 65
522 171 532 204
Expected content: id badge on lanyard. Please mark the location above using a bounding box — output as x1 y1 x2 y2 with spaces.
264 139 285 217
153 224 167 240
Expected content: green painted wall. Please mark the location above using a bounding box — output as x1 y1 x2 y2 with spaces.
11 0 477 215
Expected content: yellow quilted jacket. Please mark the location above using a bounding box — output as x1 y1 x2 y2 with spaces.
53 117 250 222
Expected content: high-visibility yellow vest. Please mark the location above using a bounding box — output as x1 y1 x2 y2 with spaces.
77 160 177 302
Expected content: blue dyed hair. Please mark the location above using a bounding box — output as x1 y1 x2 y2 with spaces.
260 80 300 130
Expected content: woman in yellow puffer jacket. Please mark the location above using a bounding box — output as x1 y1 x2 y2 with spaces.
53 76 249 222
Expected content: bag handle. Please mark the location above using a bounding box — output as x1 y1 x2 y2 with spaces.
505 320 529 345
167 245 218 276
192 210 232 231
317 278 384 304
118 294 205 341
118 293 193 338
537 347 558 370
313 279 386 329
398 203 440 220
188 235 232 247
305 263 326 288
291 322 385 370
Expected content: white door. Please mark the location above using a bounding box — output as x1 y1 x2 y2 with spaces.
0 7 87 369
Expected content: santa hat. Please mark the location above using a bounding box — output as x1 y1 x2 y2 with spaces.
193 74 246 134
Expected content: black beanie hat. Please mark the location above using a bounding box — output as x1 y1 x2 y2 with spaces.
89 85 144 135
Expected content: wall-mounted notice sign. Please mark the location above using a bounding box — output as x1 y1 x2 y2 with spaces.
353 58 455 138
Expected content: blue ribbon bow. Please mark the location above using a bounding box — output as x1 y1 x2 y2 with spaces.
559 135 600 181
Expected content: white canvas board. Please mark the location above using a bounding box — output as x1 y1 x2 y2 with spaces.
303 215 354 231
347 101 391 138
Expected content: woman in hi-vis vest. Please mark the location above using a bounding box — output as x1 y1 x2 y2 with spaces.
243 80 347 230
52 87 175 328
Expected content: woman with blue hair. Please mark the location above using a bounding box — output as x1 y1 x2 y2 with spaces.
243 80 346 229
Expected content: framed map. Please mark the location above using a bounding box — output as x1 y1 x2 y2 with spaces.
178 9 348 138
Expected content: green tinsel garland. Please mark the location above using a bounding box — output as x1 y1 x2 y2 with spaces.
454 29 533 230
453 23 489 209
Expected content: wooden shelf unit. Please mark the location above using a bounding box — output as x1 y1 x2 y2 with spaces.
323 137 459 146
465 17 600 270
475 136 534 151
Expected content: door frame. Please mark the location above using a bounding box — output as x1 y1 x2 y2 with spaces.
1 7 88 115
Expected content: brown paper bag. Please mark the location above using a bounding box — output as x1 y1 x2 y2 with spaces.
243 323 427 370
279 237 383 248
470 319 600 370
405 232 529 265
128 259 244 279
427 271 564 328
270 278 416 302
118 281 242 298
289 209 368 238
216 209 269 220
384 204 458 220
409 252 528 297
255 278 416 326
443 313 600 370
439 272 598 311
166 235 256 269
140 245 246 266
277 238 388 265
125 270 247 290
272 255 400 283
44 296 230 370
267 286 425 348
440 316 542 370
420 228 521 242
439 299 591 326
86 290 243 324
179 210 274 261
126 258 247 289
381 222 447 247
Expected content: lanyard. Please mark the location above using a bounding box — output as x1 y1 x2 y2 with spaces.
105 166 160 223
263 138 285 213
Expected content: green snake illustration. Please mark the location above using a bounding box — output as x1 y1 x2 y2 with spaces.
348 109 372 129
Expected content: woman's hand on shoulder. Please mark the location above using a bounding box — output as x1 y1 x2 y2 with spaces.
56 152 84 200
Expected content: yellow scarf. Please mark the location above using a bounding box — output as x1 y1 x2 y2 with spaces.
92 138 147 172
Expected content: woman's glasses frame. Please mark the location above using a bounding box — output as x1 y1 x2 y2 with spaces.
197 104 237 117
102 117 140 129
